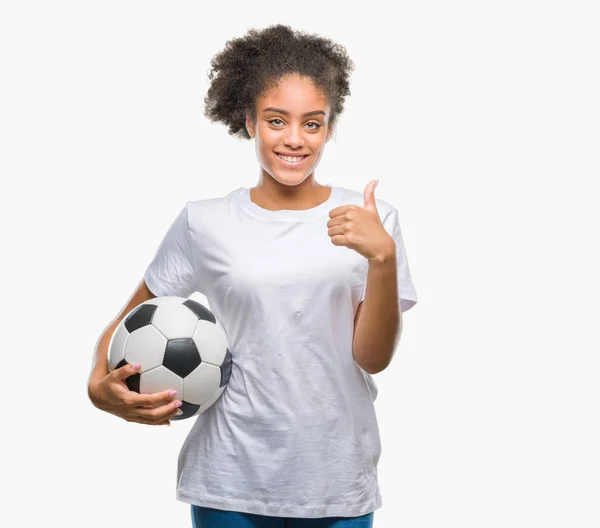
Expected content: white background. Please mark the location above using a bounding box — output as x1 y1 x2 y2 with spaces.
1 1 598 527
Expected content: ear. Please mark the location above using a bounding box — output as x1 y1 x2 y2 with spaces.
326 126 333 143
245 114 255 138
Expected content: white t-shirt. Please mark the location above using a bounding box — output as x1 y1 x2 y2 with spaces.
143 184 418 518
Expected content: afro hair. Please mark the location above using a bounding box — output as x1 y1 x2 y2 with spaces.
203 24 355 140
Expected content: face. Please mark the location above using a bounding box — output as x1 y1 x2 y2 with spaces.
246 73 333 188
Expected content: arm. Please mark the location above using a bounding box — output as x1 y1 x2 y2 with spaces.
87 279 156 395
87 278 181 426
352 249 402 375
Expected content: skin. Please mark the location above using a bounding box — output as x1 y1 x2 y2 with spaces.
245 73 334 211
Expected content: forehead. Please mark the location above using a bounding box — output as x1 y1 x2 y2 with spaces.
257 74 329 112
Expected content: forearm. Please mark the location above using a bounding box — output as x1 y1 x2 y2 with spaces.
88 320 119 390
352 252 402 375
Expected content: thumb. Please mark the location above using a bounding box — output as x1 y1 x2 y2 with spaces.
363 179 379 210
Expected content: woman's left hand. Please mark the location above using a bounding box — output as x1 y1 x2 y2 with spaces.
327 180 395 262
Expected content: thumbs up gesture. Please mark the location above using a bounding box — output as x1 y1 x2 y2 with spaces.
327 180 395 263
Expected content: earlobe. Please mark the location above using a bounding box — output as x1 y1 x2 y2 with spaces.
245 115 255 138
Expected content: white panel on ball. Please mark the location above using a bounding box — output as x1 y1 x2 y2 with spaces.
145 296 183 306
185 362 223 405
140 366 184 396
192 320 228 366
200 385 226 413
124 325 168 371
152 302 200 339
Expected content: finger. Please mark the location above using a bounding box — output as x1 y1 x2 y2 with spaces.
130 398 182 424
137 388 179 409
126 388 178 408
127 417 170 426
327 225 346 237
152 405 181 426
326 217 344 228
127 402 181 425
328 205 354 218
114 362 141 381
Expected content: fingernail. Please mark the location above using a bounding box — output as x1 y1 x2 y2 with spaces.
176 409 183 416
175 401 183 408
132 363 141 370
169 390 178 397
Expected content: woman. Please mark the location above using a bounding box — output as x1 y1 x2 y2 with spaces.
88 24 418 528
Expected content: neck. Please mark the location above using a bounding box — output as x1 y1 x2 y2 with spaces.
251 172 330 211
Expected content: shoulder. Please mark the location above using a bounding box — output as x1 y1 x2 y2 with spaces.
186 187 244 223
187 187 242 209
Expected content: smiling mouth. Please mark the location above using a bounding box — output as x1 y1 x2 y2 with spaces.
275 153 309 164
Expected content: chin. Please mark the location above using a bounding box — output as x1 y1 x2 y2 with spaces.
269 170 311 186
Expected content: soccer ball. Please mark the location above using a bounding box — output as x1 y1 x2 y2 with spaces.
108 296 232 420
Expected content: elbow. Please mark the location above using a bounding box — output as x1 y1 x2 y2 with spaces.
364 364 385 375
356 357 390 375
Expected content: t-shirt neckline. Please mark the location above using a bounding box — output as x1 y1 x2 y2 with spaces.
240 185 338 222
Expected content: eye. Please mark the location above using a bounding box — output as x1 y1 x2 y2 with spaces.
267 119 322 130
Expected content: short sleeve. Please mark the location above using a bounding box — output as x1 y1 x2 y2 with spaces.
360 207 418 313
143 202 198 298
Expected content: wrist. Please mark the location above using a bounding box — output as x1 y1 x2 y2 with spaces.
87 371 107 403
368 243 396 266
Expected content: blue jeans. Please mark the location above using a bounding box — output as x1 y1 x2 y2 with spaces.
191 505 374 528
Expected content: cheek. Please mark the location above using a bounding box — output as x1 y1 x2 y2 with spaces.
312 132 327 148
311 139 327 157
259 145 274 163
257 133 276 154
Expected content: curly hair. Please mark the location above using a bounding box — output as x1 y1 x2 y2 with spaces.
203 24 355 140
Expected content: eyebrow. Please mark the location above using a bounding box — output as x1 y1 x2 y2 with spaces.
262 107 326 117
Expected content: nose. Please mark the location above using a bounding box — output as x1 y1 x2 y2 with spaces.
283 126 305 149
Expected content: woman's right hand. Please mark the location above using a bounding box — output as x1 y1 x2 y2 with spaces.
88 363 182 426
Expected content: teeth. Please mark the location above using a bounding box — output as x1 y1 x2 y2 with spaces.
278 154 305 163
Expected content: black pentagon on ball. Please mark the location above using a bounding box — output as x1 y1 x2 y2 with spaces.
163 337 201 378
116 358 140 392
124 303 158 333
220 348 233 387
183 299 216 323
